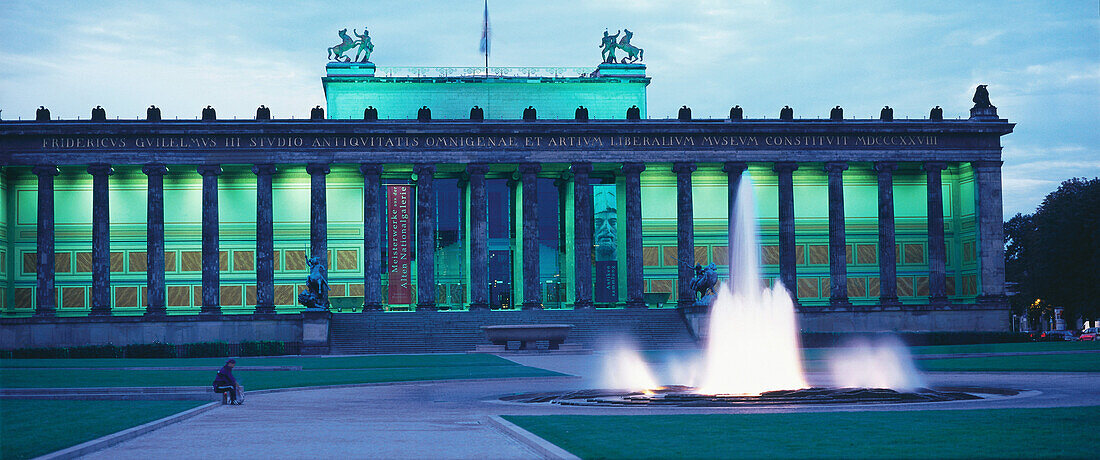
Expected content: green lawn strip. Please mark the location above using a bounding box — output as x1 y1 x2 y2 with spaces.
1 364 562 389
505 407 1100 459
916 353 1100 372
906 341 1100 355
0 400 204 460
0 353 518 370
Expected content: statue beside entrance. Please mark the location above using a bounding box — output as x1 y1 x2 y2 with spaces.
298 256 330 310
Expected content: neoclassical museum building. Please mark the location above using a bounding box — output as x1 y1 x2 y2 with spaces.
0 39 1014 352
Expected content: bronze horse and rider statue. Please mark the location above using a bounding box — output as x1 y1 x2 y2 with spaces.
328 28 374 63
600 29 644 64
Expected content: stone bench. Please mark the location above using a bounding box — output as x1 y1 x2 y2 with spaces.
480 324 574 351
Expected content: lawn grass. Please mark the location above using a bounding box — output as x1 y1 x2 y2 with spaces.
916 353 1100 372
505 406 1100 459
0 400 204 460
0 354 562 389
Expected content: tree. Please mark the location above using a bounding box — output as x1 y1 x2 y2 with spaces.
1006 177 1100 327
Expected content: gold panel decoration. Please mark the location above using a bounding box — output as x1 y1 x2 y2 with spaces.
661 247 678 267
821 277 830 296
857 244 877 265
164 251 176 272
349 283 365 297
246 285 257 306
895 244 901 264
904 244 925 264
896 277 914 297
642 246 659 266
14 288 33 308
650 279 673 294
330 284 346 297
114 287 137 308
450 284 465 304
110 252 124 272
794 245 805 266
964 275 978 296
868 277 881 297
129 252 147 272
761 245 780 265
963 241 976 262
221 286 242 306
807 245 828 265
62 287 85 308
54 252 71 273
219 251 228 271
847 278 867 298
23 252 36 274
76 252 93 273
796 278 819 298
845 245 853 265
914 276 930 297
234 251 255 271
167 285 190 307
711 246 728 266
435 284 447 303
694 246 708 265
181 251 201 271
273 250 282 271
275 285 294 305
0 251 4 273
336 250 358 271
285 250 306 271
0 287 4 308
193 286 202 305
141 286 147 307
946 276 956 296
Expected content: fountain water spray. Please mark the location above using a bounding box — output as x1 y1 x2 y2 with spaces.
601 347 659 391
826 336 924 391
697 174 807 395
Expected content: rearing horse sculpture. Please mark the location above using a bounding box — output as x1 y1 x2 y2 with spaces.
327 29 358 62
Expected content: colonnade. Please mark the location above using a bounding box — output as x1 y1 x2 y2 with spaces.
27 160 1006 316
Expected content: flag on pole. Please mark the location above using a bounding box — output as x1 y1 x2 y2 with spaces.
479 0 491 57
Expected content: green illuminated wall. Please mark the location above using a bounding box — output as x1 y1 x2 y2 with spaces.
1 162 981 315
323 76 649 120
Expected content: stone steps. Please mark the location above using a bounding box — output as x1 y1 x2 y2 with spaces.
329 309 700 354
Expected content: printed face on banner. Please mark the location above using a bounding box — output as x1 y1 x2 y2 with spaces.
593 185 618 262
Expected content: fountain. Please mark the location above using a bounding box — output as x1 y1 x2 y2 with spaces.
504 171 1009 407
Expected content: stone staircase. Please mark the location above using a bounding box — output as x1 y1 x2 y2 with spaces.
329 308 700 354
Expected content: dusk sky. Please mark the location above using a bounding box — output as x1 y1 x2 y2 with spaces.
1 1 1096 217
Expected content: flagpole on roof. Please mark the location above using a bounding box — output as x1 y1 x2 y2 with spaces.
480 0 490 76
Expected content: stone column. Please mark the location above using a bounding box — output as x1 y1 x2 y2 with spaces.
252 164 276 315
874 162 900 305
973 160 1007 303
673 162 697 307
88 165 113 316
723 161 748 271
622 163 647 308
306 164 329 267
198 165 222 314
142 164 168 316
359 164 383 311
825 162 851 307
467 164 490 310
519 163 542 310
414 164 436 310
773 162 799 296
32 165 59 316
924 162 948 304
571 163 594 309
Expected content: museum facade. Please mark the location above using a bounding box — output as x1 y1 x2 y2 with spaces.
0 61 1014 340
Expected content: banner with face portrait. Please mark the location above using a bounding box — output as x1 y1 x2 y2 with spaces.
593 184 618 303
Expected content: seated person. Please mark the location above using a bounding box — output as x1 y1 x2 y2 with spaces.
212 359 243 405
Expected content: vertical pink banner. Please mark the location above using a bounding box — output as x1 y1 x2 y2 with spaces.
387 185 412 304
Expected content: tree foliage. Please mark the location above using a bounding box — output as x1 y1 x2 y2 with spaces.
1005 177 1100 325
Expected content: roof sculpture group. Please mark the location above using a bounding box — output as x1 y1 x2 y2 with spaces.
600 29 644 64
327 28 374 63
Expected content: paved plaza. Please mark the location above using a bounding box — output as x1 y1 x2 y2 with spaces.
73 353 1100 459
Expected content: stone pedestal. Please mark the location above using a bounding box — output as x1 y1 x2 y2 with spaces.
300 310 332 355
969 106 999 121
325 62 376 77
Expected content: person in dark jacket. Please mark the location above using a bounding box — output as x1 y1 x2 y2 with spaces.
212 359 242 404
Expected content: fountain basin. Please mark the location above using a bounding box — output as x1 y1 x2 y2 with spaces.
502 385 1016 407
